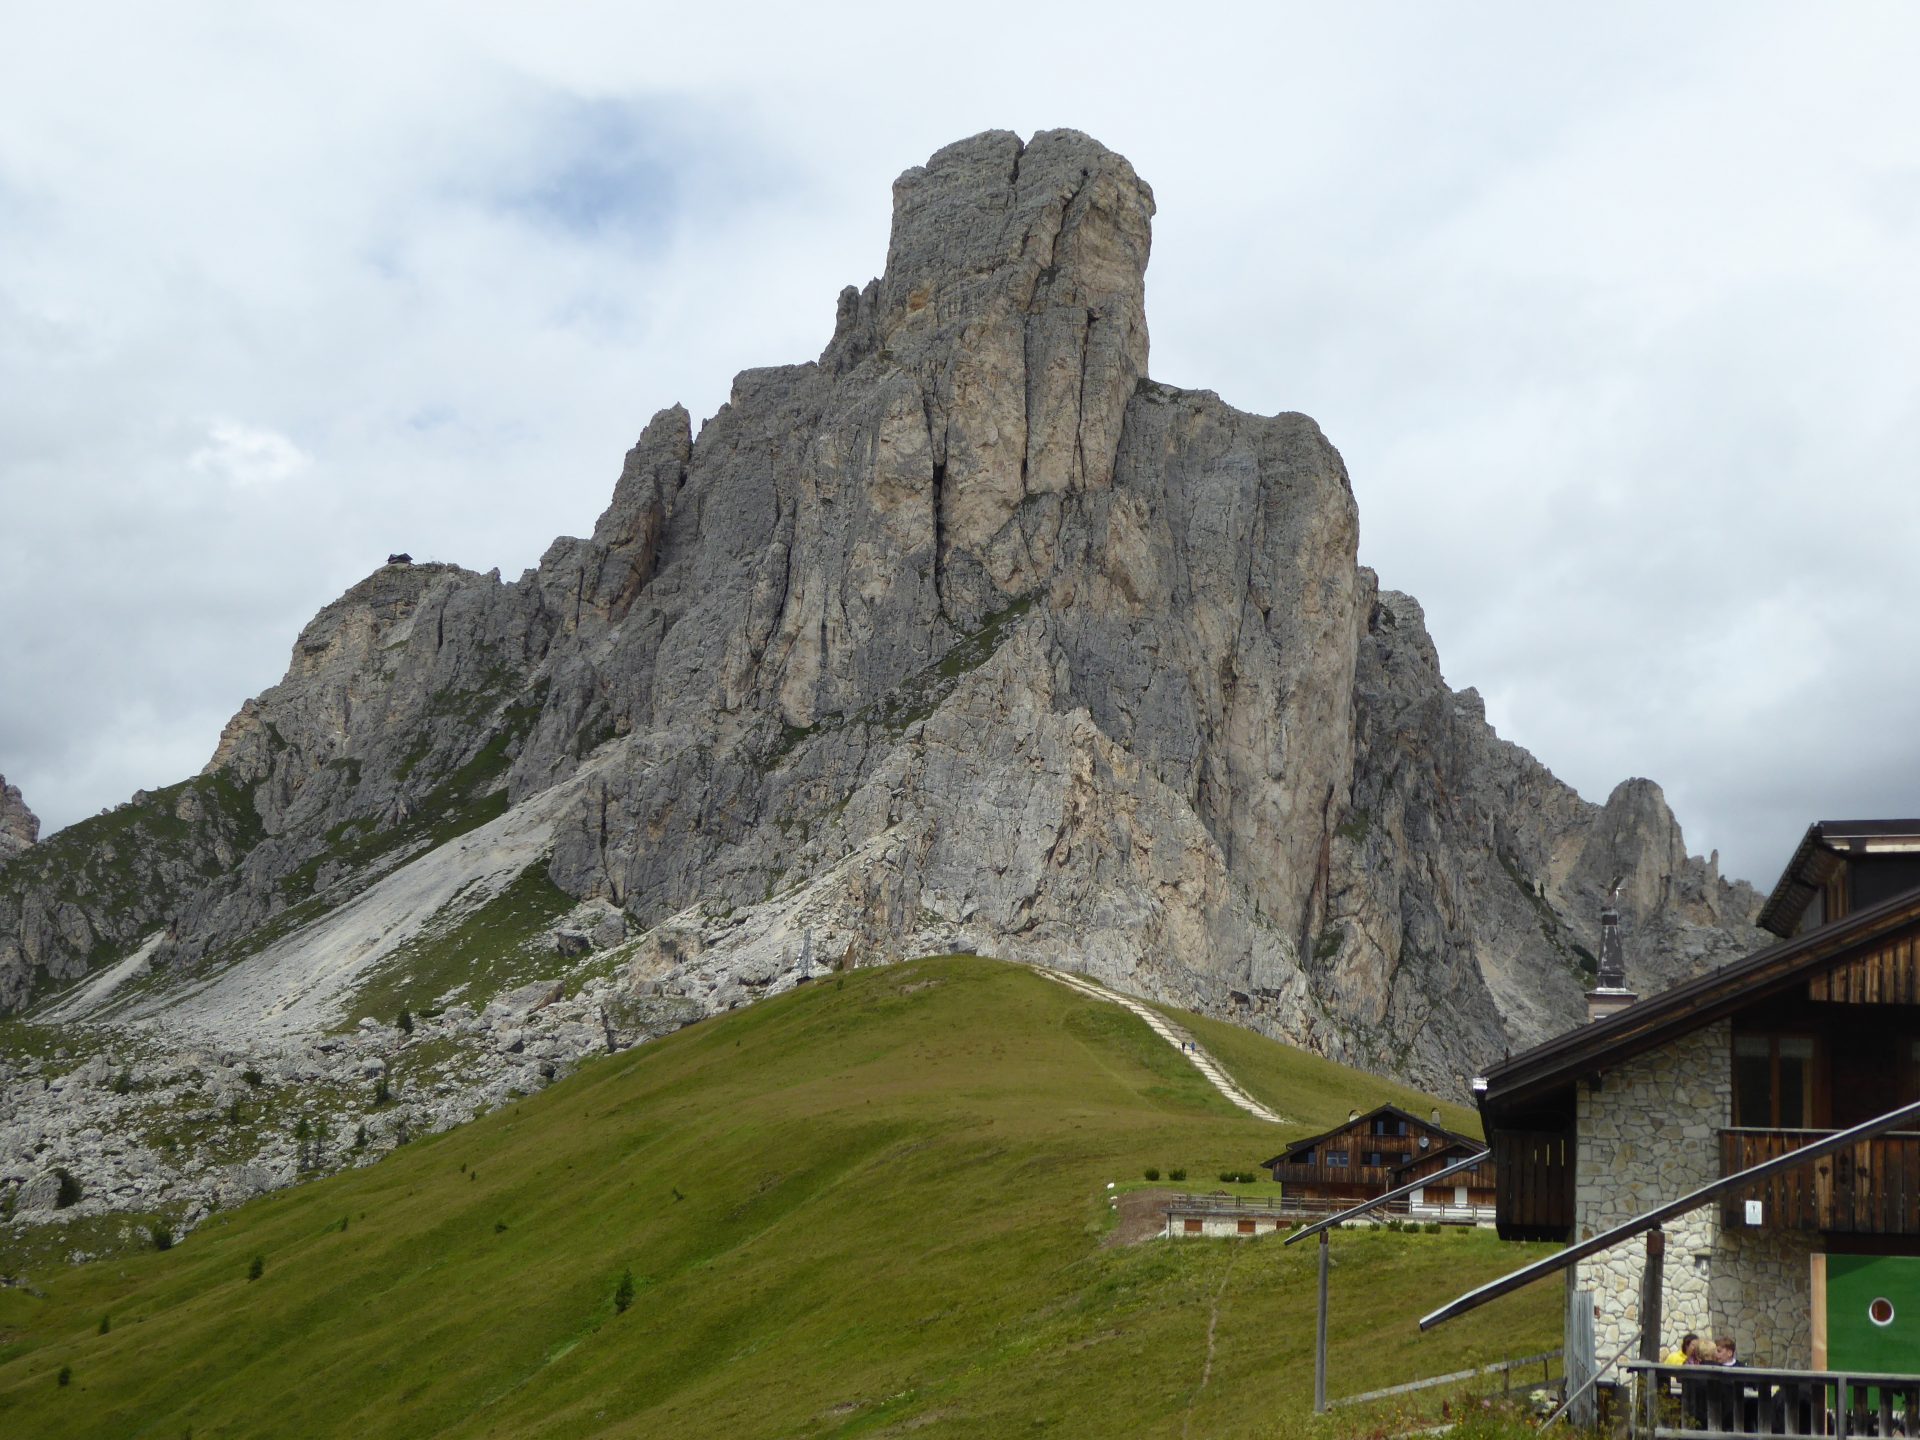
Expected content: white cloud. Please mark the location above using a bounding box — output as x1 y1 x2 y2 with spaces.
2 1 1918 888
189 420 311 488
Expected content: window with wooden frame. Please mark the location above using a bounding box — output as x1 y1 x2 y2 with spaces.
1734 1033 1816 1128
1238 1219 1256 1234
1184 1218 1202 1233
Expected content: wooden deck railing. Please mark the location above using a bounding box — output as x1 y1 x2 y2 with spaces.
1164 1192 1397 1219
1625 1360 1920 1439
1719 1129 1920 1234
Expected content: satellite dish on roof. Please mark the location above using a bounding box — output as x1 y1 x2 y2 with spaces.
1348 1109 1360 1122
1419 1136 1430 1149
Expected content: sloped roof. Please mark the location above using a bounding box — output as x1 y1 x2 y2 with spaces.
1259 1103 1474 1169
1480 881 1920 1118
1392 1139 1485 1176
1757 819 1920 937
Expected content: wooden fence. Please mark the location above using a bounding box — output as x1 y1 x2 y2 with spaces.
1331 1349 1563 1410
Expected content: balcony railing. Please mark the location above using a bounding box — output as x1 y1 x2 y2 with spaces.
1719 1129 1920 1235
1625 1360 1920 1439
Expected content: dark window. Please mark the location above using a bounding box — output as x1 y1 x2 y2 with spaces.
1365 1151 1386 1168
1295 1148 1315 1165
1735 1034 1815 1127
1325 1151 1349 1167
1852 856 1920 911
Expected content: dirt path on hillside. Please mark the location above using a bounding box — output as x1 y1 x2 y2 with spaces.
1184 1244 1242 1438
1034 966 1288 1123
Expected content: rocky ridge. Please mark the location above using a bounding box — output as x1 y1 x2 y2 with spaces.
0 776 36 862
1 129 1767 1242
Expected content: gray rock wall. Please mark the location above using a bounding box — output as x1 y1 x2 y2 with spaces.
0 129 1767 1099
0 776 35 861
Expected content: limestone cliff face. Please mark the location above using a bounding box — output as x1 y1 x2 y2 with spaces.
0 130 1766 1093
1311 588 1762 1086
0 777 36 862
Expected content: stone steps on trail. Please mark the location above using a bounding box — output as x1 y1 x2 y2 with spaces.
1034 966 1287 1124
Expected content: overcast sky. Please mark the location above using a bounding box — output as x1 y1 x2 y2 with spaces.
4 3 1917 888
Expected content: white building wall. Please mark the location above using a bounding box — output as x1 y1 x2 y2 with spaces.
1573 1019 1813 1366
1167 1214 1288 1239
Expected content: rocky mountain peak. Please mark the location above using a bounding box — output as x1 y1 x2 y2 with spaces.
812 129 1155 628
0 130 1767 1107
0 775 37 861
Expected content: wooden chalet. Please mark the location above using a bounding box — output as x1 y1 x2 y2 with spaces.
1263 1104 1492 1216
1395 1140 1498 1219
1477 818 1920 1371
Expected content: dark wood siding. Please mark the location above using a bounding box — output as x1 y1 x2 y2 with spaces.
1808 931 1920 1004
1400 1151 1497 1190
1720 1128 1920 1235
1265 1108 1478 1203
1493 1127 1573 1241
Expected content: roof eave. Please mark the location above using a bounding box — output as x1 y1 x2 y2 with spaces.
1482 882 1920 1117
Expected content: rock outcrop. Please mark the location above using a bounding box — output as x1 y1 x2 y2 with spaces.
0 776 35 861
0 129 1767 1101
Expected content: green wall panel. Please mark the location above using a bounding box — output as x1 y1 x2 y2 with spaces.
1827 1254 1920 1372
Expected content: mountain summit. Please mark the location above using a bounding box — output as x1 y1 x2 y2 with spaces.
0 131 1762 1097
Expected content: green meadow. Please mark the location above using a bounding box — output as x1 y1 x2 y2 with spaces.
0 957 1557 1437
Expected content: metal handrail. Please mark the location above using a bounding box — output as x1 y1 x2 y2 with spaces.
1540 1329 1638 1429
1715 1127 1920 1136
1283 1146 1491 1245
1420 1097 1920 1329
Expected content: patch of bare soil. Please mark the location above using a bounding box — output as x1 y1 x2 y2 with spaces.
1104 1187 1175 1247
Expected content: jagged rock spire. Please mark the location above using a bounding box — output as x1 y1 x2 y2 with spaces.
0 775 38 862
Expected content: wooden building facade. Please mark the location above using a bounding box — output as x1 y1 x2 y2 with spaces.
1262 1104 1491 1212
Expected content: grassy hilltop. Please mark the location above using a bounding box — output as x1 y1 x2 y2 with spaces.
0 957 1556 1438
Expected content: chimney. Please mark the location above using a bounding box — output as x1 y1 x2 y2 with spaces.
1586 886 1638 1024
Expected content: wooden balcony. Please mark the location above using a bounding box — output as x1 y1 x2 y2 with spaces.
1269 1162 1397 1188
1719 1129 1920 1235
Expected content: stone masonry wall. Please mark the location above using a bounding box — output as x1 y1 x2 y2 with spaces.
1573 1020 1813 1366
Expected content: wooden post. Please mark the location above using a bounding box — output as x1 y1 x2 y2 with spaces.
1634 1228 1666 1440
1567 1264 1597 1430
1315 1229 1329 1413
1640 1228 1665 1364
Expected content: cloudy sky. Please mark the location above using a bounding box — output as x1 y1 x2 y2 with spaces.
4 3 1917 887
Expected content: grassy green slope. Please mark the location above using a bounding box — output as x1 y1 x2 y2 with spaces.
1155 1003 1484 1138
0 958 1555 1439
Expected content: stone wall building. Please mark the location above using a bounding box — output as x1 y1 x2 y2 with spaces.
1477 820 1920 1372
1571 1020 1816 1364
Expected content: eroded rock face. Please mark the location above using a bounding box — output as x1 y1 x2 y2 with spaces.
0 776 35 862
0 129 1767 1098
1309 588 1764 1088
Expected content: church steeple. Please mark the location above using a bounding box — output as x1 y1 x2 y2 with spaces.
1586 882 1638 1023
